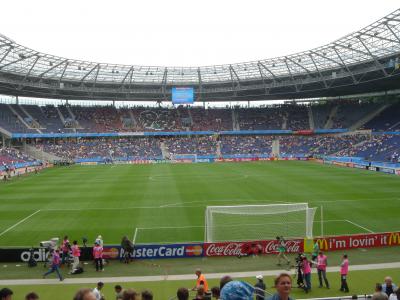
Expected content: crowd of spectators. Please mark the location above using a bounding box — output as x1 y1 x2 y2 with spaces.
72 106 125 132
236 107 285 130
279 135 371 157
330 101 383 129
336 135 400 162
0 146 37 167
38 138 162 161
363 102 400 131
31 133 400 163
190 107 233 131
1 99 399 133
284 104 309 130
220 135 274 155
164 136 218 156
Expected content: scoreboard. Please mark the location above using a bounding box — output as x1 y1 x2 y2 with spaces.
172 87 194 104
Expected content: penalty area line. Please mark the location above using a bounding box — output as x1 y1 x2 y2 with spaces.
345 219 374 233
0 210 41 238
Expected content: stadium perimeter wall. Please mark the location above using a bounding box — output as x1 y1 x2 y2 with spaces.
317 157 400 176
74 155 400 176
0 163 51 177
0 231 399 263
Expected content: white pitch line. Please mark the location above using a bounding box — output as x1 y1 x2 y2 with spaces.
0 210 41 237
345 219 374 233
1 261 400 286
136 220 345 230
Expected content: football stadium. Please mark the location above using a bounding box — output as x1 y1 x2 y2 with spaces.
1 2 400 300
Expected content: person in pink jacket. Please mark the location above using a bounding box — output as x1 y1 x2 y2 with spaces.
93 242 104 272
301 255 312 293
317 251 330 289
340 254 349 292
70 240 81 273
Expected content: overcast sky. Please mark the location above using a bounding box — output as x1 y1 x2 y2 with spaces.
0 0 399 67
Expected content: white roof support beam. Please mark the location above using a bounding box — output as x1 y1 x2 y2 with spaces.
120 66 134 87
334 42 371 57
285 56 312 75
18 55 40 89
284 59 298 92
360 32 399 44
0 46 12 65
229 65 241 87
197 68 203 101
0 53 38 70
0 42 13 49
309 53 328 89
38 59 68 78
332 47 358 84
257 62 269 93
309 50 344 68
161 68 168 100
80 64 100 82
356 36 388 76
93 65 101 86
128 66 134 92
385 22 400 43
257 61 278 83
58 61 69 84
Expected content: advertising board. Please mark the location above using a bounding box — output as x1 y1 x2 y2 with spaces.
314 231 400 251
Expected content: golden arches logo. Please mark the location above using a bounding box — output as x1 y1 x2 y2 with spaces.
388 232 400 245
315 239 329 251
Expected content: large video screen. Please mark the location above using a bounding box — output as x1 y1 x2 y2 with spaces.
172 87 194 104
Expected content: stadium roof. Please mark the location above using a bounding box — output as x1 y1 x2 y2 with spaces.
0 9 399 101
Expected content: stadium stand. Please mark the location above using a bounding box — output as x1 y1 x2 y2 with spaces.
335 134 400 162
38 138 163 161
0 146 38 168
1 98 400 164
28 132 400 163
362 102 400 131
220 135 273 156
0 99 398 133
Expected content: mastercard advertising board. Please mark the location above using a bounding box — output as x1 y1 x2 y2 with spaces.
102 243 204 259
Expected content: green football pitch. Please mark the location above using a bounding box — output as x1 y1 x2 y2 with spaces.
0 161 399 247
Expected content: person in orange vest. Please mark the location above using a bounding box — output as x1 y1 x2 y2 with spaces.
192 269 209 293
93 242 104 272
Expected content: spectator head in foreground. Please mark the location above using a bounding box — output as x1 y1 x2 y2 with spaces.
73 288 96 300
384 277 394 286
272 273 293 300
122 289 137 300
177 288 189 300
0 288 13 300
220 275 233 290
220 281 254 300
97 282 104 290
372 283 389 300
115 285 123 300
376 283 384 292
25 292 39 300
141 290 153 300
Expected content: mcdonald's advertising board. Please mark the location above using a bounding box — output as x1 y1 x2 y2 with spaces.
314 231 400 251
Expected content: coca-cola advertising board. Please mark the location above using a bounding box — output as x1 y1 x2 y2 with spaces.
203 239 303 257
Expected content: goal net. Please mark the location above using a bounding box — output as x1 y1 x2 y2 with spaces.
205 203 316 242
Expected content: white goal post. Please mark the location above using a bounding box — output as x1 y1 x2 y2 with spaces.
205 203 317 242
